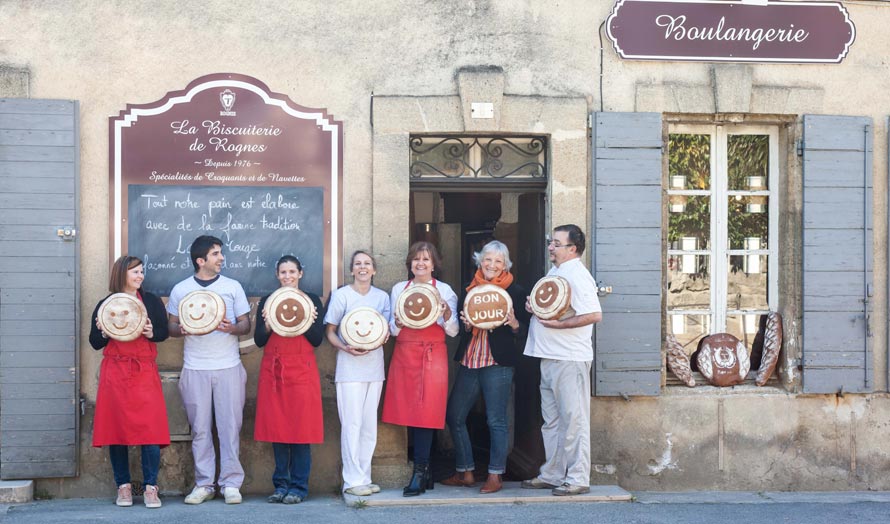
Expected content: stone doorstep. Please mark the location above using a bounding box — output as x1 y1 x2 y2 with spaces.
0 480 33 504
343 482 631 507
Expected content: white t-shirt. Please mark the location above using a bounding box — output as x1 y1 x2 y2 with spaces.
324 285 391 383
523 257 602 362
389 279 460 338
167 274 251 371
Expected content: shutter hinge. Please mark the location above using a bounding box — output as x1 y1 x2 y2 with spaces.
795 138 804 157
587 113 593 139
79 397 86 416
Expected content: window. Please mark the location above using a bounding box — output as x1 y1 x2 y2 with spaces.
666 125 779 354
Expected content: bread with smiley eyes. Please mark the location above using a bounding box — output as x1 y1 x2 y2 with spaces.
340 306 389 350
395 282 442 330
178 289 226 335
98 293 148 342
263 286 316 338
529 276 575 320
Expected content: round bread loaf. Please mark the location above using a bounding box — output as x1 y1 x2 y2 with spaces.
697 333 750 387
529 276 574 320
98 293 148 342
396 282 441 330
463 284 513 330
340 307 388 350
264 287 316 338
178 289 226 335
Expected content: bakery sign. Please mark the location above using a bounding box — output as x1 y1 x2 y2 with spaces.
606 0 855 63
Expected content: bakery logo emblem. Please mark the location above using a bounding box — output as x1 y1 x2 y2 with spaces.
219 89 236 116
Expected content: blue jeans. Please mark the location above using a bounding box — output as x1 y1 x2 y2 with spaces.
445 365 514 474
272 443 311 497
109 445 160 486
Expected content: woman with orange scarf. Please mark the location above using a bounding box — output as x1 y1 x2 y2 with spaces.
441 240 529 494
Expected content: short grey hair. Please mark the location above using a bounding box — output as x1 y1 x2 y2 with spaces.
473 240 512 271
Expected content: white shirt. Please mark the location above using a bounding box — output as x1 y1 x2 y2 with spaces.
167 274 251 370
523 257 601 362
324 285 391 383
389 279 459 338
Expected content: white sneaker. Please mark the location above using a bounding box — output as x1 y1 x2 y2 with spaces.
223 486 242 504
344 485 373 496
184 486 215 505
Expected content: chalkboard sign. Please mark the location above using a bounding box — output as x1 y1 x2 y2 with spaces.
128 184 324 298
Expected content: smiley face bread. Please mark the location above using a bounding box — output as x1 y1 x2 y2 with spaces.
529 276 574 320
264 287 316 337
463 284 513 330
178 290 226 335
396 282 441 330
340 307 388 350
98 293 148 342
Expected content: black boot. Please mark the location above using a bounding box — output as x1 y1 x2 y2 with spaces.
403 463 430 497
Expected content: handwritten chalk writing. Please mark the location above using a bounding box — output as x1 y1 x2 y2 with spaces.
174 193 199 209
241 197 255 209
175 235 190 254
150 170 194 182
140 194 168 208
143 255 178 271
269 173 306 183
207 197 232 217
655 15 809 51
202 120 283 137
226 239 260 259
260 193 300 210
145 220 169 231
199 214 213 231
260 214 301 231
176 216 192 231
248 257 267 268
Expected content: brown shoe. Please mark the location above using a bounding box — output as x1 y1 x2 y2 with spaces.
440 472 475 487
479 474 502 494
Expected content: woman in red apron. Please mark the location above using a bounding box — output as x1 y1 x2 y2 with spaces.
90 255 170 509
382 242 459 496
254 255 325 504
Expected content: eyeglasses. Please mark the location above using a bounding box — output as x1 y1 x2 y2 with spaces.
545 238 575 249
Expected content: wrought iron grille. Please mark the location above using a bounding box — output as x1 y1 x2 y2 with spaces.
409 136 547 182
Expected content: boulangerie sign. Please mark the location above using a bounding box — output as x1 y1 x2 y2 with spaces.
606 0 855 63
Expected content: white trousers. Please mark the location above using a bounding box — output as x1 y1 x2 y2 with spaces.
336 381 383 490
537 359 591 487
179 364 247 489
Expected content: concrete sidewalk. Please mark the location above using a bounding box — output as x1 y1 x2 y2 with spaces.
3 489 890 524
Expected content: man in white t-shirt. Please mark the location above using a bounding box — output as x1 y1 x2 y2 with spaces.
521 224 602 496
167 235 251 505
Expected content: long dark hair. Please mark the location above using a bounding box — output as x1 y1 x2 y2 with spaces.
109 255 143 293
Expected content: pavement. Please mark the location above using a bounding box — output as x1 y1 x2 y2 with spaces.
4 488 890 524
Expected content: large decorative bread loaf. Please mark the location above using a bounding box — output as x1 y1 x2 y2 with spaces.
98 293 148 342
463 284 513 330
395 282 442 329
264 287 316 338
178 290 226 335
697 333 750 387
665 334 695 387
529 276 574 320
340 306 388 351
755 312 783 386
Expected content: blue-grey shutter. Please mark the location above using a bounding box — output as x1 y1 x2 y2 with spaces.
592 112 663 396
801 115 872 394
0 99 79 478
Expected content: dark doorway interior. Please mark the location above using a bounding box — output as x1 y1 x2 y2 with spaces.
408 190 546 482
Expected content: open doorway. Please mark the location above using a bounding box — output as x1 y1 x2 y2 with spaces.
408 190 547 482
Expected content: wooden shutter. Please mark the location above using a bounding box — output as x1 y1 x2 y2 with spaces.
0 99 79 478
592 112 663 396
801 115 872 394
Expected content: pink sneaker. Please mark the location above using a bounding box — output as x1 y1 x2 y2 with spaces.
116 483 133 507
143 485 162 508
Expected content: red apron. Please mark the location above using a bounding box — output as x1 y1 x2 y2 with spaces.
382 323 448 429
92 336 170 447
254 333 323 444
